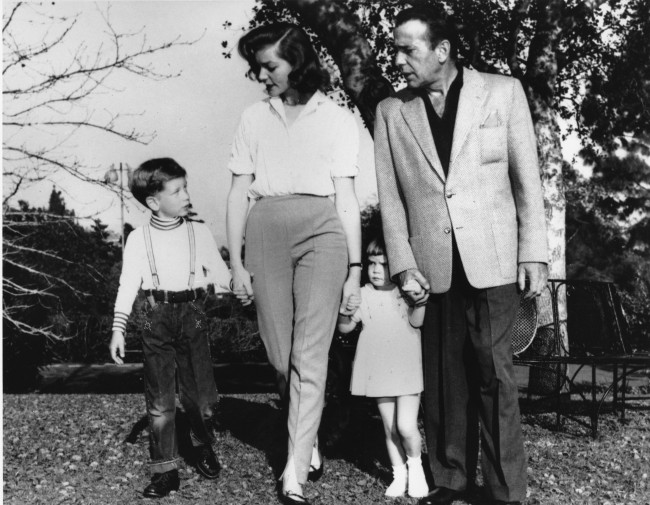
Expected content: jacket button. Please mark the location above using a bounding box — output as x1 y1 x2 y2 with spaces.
444 227 451 234
446 193 453 198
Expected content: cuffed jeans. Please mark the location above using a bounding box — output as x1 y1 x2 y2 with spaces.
142 299 219 474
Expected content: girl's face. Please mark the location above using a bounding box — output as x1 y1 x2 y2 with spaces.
254 44 293 97
367 254 392 289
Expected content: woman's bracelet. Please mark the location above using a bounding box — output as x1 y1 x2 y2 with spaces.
348 262 362 269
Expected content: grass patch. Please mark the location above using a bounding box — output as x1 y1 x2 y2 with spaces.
4 393 650 504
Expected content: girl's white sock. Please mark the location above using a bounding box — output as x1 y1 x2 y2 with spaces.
385 462 407 497
407 455 429 498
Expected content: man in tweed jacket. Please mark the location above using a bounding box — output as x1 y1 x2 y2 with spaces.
374 7 548 505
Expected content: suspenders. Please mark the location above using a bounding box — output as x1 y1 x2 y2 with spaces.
143 220 196 291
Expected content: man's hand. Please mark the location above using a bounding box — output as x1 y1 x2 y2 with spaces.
398 269 430 306
109 331 125 365
518 262 548 299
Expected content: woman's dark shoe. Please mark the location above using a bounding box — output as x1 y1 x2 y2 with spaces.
279 490 311 505
307 457 324 482
195 445 221 479
307 448 323 482
143 469 180 498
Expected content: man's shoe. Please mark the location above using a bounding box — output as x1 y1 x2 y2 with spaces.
195 445 221 479
143 469 180 498
492 501 522 504
418 486 464 505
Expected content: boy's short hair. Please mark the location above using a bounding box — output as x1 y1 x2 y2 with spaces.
130 158 187 207
366 237 386 257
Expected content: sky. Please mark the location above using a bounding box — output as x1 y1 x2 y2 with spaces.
3 0 378 246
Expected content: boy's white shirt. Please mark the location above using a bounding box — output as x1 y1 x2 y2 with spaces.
113 220 231 322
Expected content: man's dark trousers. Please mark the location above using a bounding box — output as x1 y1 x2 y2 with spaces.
142 299 219 474
421 250 526 502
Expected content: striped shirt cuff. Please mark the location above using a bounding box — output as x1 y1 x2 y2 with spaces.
112 312 129 333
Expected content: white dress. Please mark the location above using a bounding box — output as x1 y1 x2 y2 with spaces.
349 284 424 397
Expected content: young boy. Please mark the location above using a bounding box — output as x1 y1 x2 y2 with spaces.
109 158 231 498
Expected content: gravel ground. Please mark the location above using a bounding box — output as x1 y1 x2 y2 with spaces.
3 393 650 504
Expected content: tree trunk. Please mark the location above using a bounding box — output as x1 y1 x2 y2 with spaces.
523 0 568 392
286 0 393 133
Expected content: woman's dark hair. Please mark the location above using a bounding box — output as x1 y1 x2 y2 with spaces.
395 6 459 60
130 158 186 207
238 23 330 94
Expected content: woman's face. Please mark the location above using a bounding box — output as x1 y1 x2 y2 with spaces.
254 44 293 97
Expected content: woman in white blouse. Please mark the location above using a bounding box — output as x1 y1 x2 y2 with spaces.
226 23 362 505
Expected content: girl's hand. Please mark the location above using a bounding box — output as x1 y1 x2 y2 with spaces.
339 275 361 316
231 265 254 306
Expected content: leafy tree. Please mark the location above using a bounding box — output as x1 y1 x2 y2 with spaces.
3 193 121 389
234 0 649 342
566 153 650 350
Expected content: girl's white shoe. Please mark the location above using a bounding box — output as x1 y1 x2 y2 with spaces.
385 463 407 497
407 455 429 498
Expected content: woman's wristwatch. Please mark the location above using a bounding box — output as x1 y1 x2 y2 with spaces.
348 262 362 269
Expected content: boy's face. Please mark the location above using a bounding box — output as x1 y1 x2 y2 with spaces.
367 254 391 288
147 177 191 219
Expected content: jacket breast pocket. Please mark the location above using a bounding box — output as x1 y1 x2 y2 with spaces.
479 126 507 165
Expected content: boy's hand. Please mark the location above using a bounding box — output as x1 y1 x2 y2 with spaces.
109 331 125 365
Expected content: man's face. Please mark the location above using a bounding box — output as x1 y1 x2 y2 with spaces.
393 19 441 89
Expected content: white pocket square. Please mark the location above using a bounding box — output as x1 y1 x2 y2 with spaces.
481 110 500 128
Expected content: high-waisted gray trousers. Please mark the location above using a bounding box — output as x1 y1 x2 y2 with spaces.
245 195 348 483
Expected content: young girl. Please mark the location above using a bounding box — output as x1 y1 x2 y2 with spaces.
338 238 428 499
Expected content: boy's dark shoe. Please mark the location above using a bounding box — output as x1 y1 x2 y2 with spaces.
195 445 221 479
143 469 180 498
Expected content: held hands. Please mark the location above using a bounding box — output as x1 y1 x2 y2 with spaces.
518 262 549 299
231 265 254 306
339 271 361 316
340 293 360 315
109 331 125 365
399 269 430 306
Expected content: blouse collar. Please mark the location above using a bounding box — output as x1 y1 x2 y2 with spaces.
269 90 328 121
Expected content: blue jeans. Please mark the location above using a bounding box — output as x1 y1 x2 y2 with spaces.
141 298 219 474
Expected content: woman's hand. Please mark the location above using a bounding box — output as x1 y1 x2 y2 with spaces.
231 265 254 306
339 272 361 316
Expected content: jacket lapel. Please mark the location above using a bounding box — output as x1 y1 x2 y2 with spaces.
449 68 487 171
400 94 446 183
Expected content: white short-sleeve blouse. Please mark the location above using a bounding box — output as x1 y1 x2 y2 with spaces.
228 91 359 199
